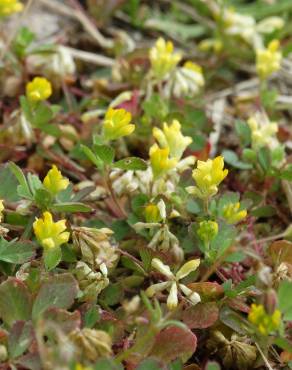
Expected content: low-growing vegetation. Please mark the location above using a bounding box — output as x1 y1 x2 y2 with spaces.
1 0 292 369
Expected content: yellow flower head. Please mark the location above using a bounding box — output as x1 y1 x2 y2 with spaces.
223 202 247 224
256 40 282 80
103 108 135 141
197 220 218 244
26 77 52 102
43 164 70 195
153 120 192 160
149 37 181 79
33 211 70 250
0 200 4 223
199 38 223 54
188 156 228 199
43 165 69 196
184 61 203 75
149 143 177 179
75 364 92 370
247 116 278 150
248 304 281 336
144 203 163 223
0 0 23 17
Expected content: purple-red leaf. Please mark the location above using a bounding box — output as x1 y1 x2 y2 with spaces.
182 302 219 329
150 326 197 363
0 278 32 327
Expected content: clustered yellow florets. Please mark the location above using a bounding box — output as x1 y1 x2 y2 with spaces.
33 211 70 250
187 156 228 199
149 119 193 179
248 304 281 336
197 220 218 244
149 37 181 79
26 77 52 102
43 165 69 196
0 0 23 17
103 107 135 141
256 40 282 80
247 116 278 150
223 202 247 224
149 144 177 179
152 120 192 160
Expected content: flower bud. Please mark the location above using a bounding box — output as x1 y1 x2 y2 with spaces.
197 220 218 244
144 204 162 223
263 289 278 315
167 282 178 310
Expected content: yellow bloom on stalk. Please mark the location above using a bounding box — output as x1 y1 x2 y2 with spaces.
144 203 162 223
223 202 247 224
149 37 181 79
33 211 70 250
0 200 4 222
248 304 281 336
26 77 52 102
197 220 218 244
103 108 135 141
152 120 192 160
43 165 69 196
256 40 282 80
187 156 228 199
149 144 177 179
247 116 278 150
0 0 23 17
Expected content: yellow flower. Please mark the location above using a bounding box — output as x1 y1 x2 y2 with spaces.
33 211 70 250
223 202 247 224
26 77 52 102
187 156 228 199
149 37 181 79
152 120 192 160
144 203 163 223
149 144 177 179
197 220 218 244
75 364 92 370
43 165 69 196
256 40 282 80
0 200 4 223
0 0 23 17
184 61 203 75
248 304 281 336
247 116 278 150
199 38 223 53
103 108 135 141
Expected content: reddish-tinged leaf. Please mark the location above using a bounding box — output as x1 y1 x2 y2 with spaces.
182 302 219 329
190 141 211 161
117 90 140 116
8 321 34 359
32 273 78 320
187 282 224 300
150 326 197 363
43 308 81 334
16 352 42 370
227 298 250 313
0 278 32 327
